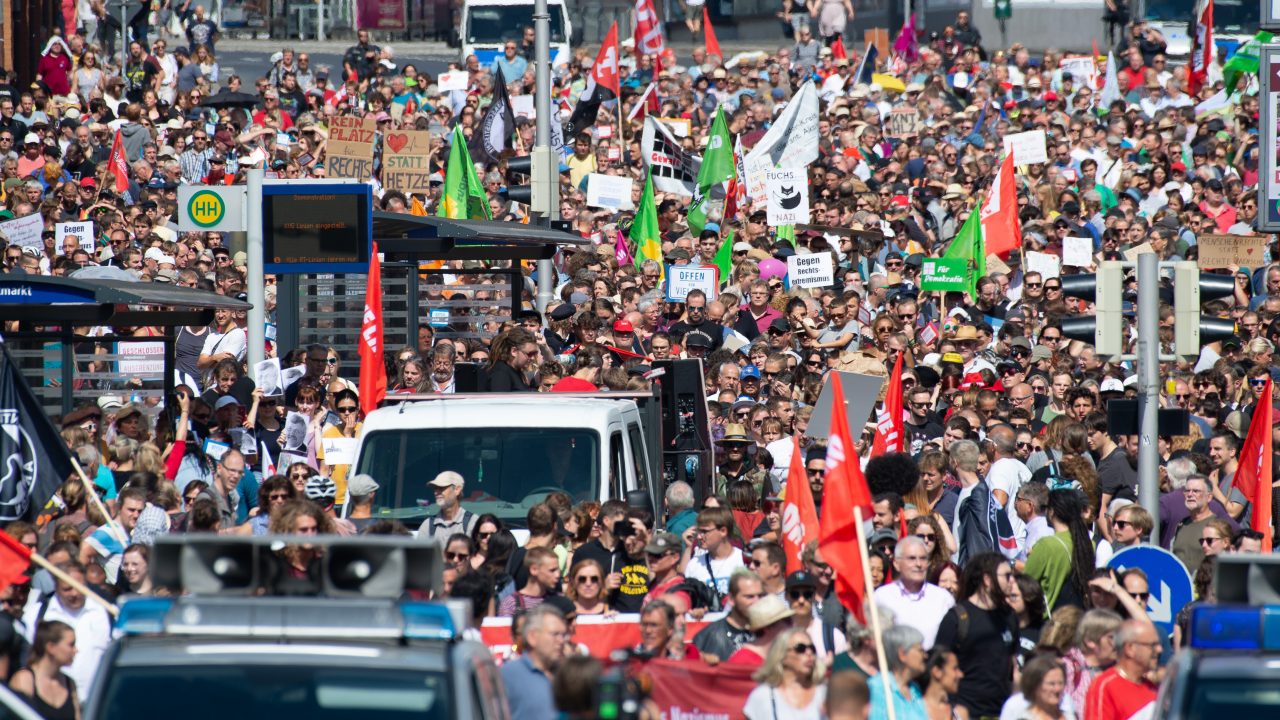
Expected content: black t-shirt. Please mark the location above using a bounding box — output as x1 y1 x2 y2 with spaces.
1097 446 1138 501
0 615 28 679
691 616 754 659
486 362 532 392
668 319 723 350
933 600 1019 717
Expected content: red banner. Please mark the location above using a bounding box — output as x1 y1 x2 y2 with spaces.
356 0 406 30
480 615 711 659
637 658 756 720
633 0 666 55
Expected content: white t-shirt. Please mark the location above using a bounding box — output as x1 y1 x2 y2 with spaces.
685 548 746 598
743 683 826 720
201 326 248 364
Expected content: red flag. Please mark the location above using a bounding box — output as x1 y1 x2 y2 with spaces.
108 130 129 193
898 508 908 539
1234 379 1273 552
626 83 659 122
1188 0 1213 96
703 7 722 62
1091 38 1100 61
592 22 622 98
781 436 821 573
870 354 905 457
0 532 31 594
633 0 666 56
981 153 1022 257
832 36 848 61
819 373 874 623
358 241 387 415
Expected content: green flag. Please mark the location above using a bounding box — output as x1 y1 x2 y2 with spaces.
941 209 985 300
777 224 796 248
631 171 663 280
713 230 734 288
687 107 737 234
438 125 492 220
1223 31 1273 93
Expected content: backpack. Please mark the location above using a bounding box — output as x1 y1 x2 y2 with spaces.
956 480 1020 565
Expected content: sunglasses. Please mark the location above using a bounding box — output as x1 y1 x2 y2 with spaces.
915 533 936 543
576 575 601 583
1199 537 1222 545
337 406 359 413
790 643 817 654
446 551 470 561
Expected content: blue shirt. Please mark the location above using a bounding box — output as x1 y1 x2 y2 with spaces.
491 55 528 81
868 678 927 720
500 655 556 720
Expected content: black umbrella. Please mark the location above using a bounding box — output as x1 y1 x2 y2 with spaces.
202 91 260 109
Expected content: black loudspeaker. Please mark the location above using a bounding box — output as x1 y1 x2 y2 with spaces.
652 359 714 501
322 541 442 597
1216 555 1280 604
455 362 481 393
1105 399 1191 436
151 537 276 595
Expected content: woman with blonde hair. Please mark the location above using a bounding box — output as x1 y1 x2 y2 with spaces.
743 627 827 719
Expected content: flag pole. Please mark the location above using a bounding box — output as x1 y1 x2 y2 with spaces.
854 506 896 720
26 550 119 618
70 457 129 549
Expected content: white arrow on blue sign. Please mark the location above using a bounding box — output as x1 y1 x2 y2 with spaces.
1108 545 1195 634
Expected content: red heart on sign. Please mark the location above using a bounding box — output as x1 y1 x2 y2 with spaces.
1247 247 1256 255
386 133 409 153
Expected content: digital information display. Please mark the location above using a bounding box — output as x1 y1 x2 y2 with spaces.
262 183 373 273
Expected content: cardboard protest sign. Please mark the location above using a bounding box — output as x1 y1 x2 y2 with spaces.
885 107 922 137
326 115 377 181
1123 242 1155 262
381 130 434 195
1197 234 1267 269
56 221 95 254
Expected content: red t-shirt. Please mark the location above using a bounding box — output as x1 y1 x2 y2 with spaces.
1084 666 1157 720
725 647 766 668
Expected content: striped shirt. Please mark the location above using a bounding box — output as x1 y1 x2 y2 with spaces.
179 147 213 184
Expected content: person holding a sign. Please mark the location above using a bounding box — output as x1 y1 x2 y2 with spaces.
317 389 362 504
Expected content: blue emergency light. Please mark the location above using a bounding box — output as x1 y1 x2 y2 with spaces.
115 597 456 640
116 598 175 635
1189 606 1280 650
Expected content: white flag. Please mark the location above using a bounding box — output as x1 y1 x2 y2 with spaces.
1099 52 1122 110
743 81 820 210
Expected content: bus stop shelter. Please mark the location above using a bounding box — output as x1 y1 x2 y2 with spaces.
275 212 590 372
0 273 251 418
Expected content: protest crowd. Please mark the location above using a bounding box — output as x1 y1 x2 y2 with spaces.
0 2 1275 720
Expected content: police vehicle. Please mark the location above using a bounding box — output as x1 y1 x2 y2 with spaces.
82 535 508 720
1154 554 1280 719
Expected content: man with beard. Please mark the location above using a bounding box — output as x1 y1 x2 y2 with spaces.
668 290 723 350
429 343 456 393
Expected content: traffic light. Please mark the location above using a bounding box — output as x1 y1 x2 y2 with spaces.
1173 261 1237 358
1059 261 1125 356
504 155 533 206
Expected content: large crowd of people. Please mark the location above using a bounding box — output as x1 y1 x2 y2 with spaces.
0 4 1272 720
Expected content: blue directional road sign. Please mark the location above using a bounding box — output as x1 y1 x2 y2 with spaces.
1108 545 1195 634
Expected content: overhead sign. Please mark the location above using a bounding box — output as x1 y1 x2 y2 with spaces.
178 186 246 232
787 253 834 288
1261 46 1280 231
766 168 809 226
1107 545 1194 634
1197 233 1267 269
664 265 718 302
262 181 372 274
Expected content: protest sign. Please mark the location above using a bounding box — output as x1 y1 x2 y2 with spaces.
585 173 635 210
117 342 165 376
438 71 468 92
920 257 971 293
766 168 809 225
658 117 691 137
1063 236 1095 267
1025 250 1061 279
641 117 699 195
326 115 377 181
381 130 434 195
1123 242 1155 262
1197 234 1267 269
886 107 922 136
787 253 834 288
0 213 43 249
56 221 95 254
254 357 283 396
744 81 819 211
511 94 535 120
320 437 358 466
664 265 719 302
1002 129 1048 165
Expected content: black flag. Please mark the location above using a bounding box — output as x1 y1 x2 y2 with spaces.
470 66 516 165
0 342 73 522
563 79 609 142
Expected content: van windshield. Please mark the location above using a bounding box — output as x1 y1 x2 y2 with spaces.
355 428 599 526
465 5 566 45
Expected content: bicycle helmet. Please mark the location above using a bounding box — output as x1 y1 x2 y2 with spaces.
304 474 337 502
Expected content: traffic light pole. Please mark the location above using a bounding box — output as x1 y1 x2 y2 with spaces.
1136 253 1161 543
533 0 559 317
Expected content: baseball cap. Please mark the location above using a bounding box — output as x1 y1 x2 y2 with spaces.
613 319 634 334
347 474 380 497
785 570 818 590
97 396 125 411
214 395 242 410
645 531 681 555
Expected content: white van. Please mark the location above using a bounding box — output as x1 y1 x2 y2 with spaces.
458 0 575 68
346 394 659 532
